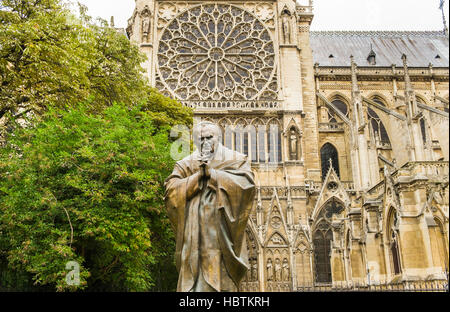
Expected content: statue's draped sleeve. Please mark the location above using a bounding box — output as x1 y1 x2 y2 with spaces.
164 161 202 271
209 159 256 286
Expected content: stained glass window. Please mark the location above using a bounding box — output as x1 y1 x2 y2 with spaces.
419 117 427 145
157 3 276 101
320 143 339 180
367 107 391 145
313 227 333 283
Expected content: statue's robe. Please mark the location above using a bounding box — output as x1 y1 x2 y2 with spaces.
164 144 255 292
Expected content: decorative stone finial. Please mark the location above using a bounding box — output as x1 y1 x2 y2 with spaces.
367 44 376 65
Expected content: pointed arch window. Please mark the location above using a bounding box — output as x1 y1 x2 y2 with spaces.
249 121 282 164
313 228 333 283
326 98 349 123
387 209 402 275
367 107 391 146
372 96 386 107
320 143 340 180
313 199 343 284
419 117 428 145
428 218 449 272
268 122 282 163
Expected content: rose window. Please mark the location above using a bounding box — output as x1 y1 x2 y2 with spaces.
157 3 276 101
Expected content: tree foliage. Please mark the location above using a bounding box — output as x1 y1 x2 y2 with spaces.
0 0 192 291
0 103 181 291
0 0 192 133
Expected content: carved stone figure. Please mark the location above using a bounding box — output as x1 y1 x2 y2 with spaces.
165 121 256 292
289 128 298 160
251 259 258 281
282 258 290 281
274 258 282 281
281 9 291 44
266 258 274 281
141 6 152 42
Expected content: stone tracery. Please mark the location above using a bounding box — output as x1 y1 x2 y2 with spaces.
157 3 276 100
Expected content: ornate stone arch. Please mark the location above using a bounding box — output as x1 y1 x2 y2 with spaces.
367 105 392 146
343 228 352 281
285 118 302 161
266 118 282 163
232 117 249 154
415 94 431 106
294 232 313 287
240 223 261 291
249 117 267 163
384 206 402 276
428 216 449 273
217 117 232 147
311 197 346 284
312 196 347 224
368 92 390 107
327 92 351 120
327 92 351 105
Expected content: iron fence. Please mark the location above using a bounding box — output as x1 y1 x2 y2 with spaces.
296 280 449 292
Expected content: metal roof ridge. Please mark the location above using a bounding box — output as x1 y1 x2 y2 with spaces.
309 30 447 37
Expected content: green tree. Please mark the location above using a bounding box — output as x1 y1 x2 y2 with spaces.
0 0 192 135
0 0 192 291
0 103 182 291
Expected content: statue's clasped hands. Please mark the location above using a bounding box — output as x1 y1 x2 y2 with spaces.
200 141 212 179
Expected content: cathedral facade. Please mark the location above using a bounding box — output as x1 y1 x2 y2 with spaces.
126 0 449 291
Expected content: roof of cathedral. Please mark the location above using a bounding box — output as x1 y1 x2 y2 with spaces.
310 31 449 68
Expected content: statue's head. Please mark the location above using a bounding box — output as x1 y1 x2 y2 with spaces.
193 121 221 158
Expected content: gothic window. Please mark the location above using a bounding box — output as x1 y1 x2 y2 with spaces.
367 107 391 145
428 218 449 272
326 98 349 123
157 3 276 101
296 240 312 287
419 117 427 145
320 143 340 180
323 199 344 220
372 96 386 106
390 232 401 275
313 199 344 284
332 99 349 117
218 118 231 147
233 120 246 154
267 123 282 163
387 209 402 275
250 121 282 164
313 224 333 283
251 128 258 162
258 125 266 162
224 124 233 149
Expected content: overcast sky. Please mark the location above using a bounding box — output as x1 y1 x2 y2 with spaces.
71 0 449 31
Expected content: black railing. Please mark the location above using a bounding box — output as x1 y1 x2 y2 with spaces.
296 280 448 292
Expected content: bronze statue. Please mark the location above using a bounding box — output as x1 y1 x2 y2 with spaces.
164 121 256 292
